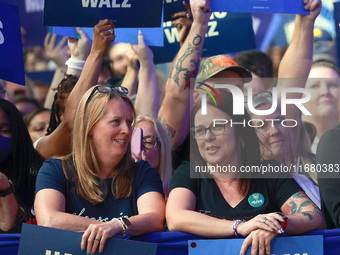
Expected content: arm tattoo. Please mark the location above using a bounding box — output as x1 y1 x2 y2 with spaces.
172 35 203 88
285 191 322 220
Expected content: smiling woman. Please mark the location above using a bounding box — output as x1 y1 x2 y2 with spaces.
34 85 165 254
302 61 340 151
166 90 325 255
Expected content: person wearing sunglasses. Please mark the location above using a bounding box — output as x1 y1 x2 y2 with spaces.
35 85 165 254
166 90 324 255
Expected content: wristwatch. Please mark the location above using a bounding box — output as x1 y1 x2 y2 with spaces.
0 179 15 197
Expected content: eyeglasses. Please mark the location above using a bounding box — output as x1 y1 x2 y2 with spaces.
191 123 226 140
87 85 129 104
142 136 160 149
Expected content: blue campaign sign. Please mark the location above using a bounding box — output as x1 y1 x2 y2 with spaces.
43 0 163 28
189 235 323 255
18 224 157 255
210 0 309 15
53 11 164 47
16 0 47 47
151 12 256 64
0 1 25 85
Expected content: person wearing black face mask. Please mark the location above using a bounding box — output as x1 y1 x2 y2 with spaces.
0 99 44 233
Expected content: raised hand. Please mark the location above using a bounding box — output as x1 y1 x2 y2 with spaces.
125 43 139 71
67 27 91 61
91 19 116 56
131 31 154 65
172 1 193 46
302 0 322 22
44 33 68 69
190 0 211 25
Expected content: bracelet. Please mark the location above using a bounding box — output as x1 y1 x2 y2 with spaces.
0 179 15 197
233 220 244 237
65 58 86 70
113 217 129 236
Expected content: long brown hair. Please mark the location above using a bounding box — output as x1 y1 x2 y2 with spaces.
62 86 136 204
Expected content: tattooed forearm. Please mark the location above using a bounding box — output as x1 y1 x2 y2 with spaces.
172 43 195 86
172 35 203 87
284 191 322 220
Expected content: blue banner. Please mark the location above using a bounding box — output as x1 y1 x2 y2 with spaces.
18 224 157 255
43 0 163 28
189 235 323 255
53 11 164 47
163 0 308 18
152 12 256 64
210 0 309 15
0 1 25 85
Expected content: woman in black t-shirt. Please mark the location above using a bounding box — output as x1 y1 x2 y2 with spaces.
166 91 325 255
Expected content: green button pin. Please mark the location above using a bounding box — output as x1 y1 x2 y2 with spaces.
248 193 265 207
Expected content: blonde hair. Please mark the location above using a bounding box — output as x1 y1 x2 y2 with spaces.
135 115 172 197
63 86 136 204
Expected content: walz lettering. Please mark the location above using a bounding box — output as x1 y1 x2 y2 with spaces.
164 27 179 44
164 0 178 3
0 20 4 45
200 85 311 116
82 0 131 8
205 21 219 37
25 0 44 13
164 18 221 44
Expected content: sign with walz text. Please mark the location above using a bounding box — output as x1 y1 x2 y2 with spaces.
189 235 323 255
43 0 163 28
0 1 25 85
18 224 157 255
210 0 309 15
151 12 256 64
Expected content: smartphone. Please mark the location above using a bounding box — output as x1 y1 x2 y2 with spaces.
131 128 143 160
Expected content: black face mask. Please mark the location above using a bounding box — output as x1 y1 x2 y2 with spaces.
0 135 11 164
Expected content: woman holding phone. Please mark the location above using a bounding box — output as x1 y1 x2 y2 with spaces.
133 116 172 197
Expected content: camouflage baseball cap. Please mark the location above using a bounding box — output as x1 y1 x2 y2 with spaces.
196 55 252 87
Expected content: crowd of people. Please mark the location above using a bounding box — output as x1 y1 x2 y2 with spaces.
2 0 340 254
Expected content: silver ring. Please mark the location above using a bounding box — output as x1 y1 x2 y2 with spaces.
259 243 264 247
186 12 192 19
261 217 267 224
94 238 100 242
109 29 114 35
